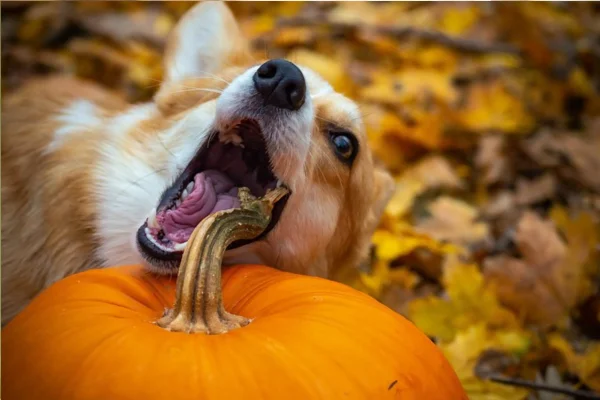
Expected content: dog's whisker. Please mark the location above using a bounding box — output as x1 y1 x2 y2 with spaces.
170 88 224 95
194 70 232 85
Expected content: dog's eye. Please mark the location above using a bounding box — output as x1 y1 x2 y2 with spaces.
332 135 353 157
329 131 358 164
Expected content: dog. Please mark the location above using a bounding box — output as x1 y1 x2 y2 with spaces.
1 1 395 325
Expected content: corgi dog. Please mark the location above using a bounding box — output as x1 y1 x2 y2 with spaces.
1 1 394 325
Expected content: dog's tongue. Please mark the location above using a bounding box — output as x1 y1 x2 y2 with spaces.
158 170 240 243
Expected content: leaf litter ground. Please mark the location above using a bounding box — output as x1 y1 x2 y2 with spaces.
2 2 599 398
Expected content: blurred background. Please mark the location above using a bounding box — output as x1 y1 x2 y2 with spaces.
2 2 600 399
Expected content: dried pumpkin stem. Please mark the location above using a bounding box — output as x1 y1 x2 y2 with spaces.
157 186 289 334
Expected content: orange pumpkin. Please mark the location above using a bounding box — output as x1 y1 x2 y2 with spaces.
2 188 467 400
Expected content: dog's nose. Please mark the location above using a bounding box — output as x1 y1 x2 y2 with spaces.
253 59 306 111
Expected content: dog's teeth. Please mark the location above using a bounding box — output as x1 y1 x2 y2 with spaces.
147 208 159 228
173 241 188 252
276 180 283 188
186 181 194 193
230 133 243 146
220 132 244 147
175 199 181 208
181 189 189 201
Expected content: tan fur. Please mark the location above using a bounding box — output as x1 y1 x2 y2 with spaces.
1 78 127 321
1 1 394 325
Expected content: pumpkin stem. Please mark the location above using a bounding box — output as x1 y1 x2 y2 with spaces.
157 186 289 334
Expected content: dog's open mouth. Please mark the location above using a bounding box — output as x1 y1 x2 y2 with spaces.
136 119 290 271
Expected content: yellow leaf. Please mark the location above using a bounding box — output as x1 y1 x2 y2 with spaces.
372 230 421 261
273 27 315 47
361 69 457 107
153 13 174 37
580 344 600 392
410 296 458 342
438 6 480 35
441 325 530 400
409 256 520 341
286 49 348 94
412 46 459 71
359 260 389 296
388 267 420 289
548 334 600 392
384 178 424 219
329 2 388 26
241 14 275 37
273 2 304 18
454 79 535 134
358 260 419 298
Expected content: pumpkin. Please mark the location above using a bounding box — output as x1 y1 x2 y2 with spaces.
2 188 467 400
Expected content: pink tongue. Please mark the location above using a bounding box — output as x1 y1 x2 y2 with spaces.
158 170 240 243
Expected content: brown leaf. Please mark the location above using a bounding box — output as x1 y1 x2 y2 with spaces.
404 155 464 191
514 174 556 206
481 191 516 219
484 211 575 327
73 7 174 48
416 196 490 248
475 135 510 185
3 2 600 397
484 255 566 326
523 132 600 193
555 135 600 193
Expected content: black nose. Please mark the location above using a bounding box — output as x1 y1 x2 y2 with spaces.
253 59 306 111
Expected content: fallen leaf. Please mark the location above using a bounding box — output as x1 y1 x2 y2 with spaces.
358 259 420 299
453 77 536 134
402 155 464 191
475 135 510 186
438 5 480 36
548 333 600 392
484 255 569 327
514 174 556 206
383 178 425 220
409 256 521 342
416 196 490 248
440 324 531 400
481 191 517 219
550 206 600 304
4 3 600 398
73 7 174 47
523 132 600 192
484 211 582 327
286 49 349 94
381 156 465 231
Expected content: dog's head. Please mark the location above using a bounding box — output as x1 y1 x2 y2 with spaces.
136 1 394 277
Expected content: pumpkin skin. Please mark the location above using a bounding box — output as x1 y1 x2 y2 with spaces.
2 264 467 400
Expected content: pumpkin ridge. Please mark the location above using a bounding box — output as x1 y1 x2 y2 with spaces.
2 189 467 399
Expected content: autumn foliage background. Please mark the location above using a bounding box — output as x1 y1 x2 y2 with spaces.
2 2 600 399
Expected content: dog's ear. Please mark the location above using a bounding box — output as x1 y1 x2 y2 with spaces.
162 1 250 84
155 2 251 114
331 165 394 280
365 166 395 232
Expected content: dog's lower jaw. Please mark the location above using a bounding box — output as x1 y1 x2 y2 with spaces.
135 234 273 275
